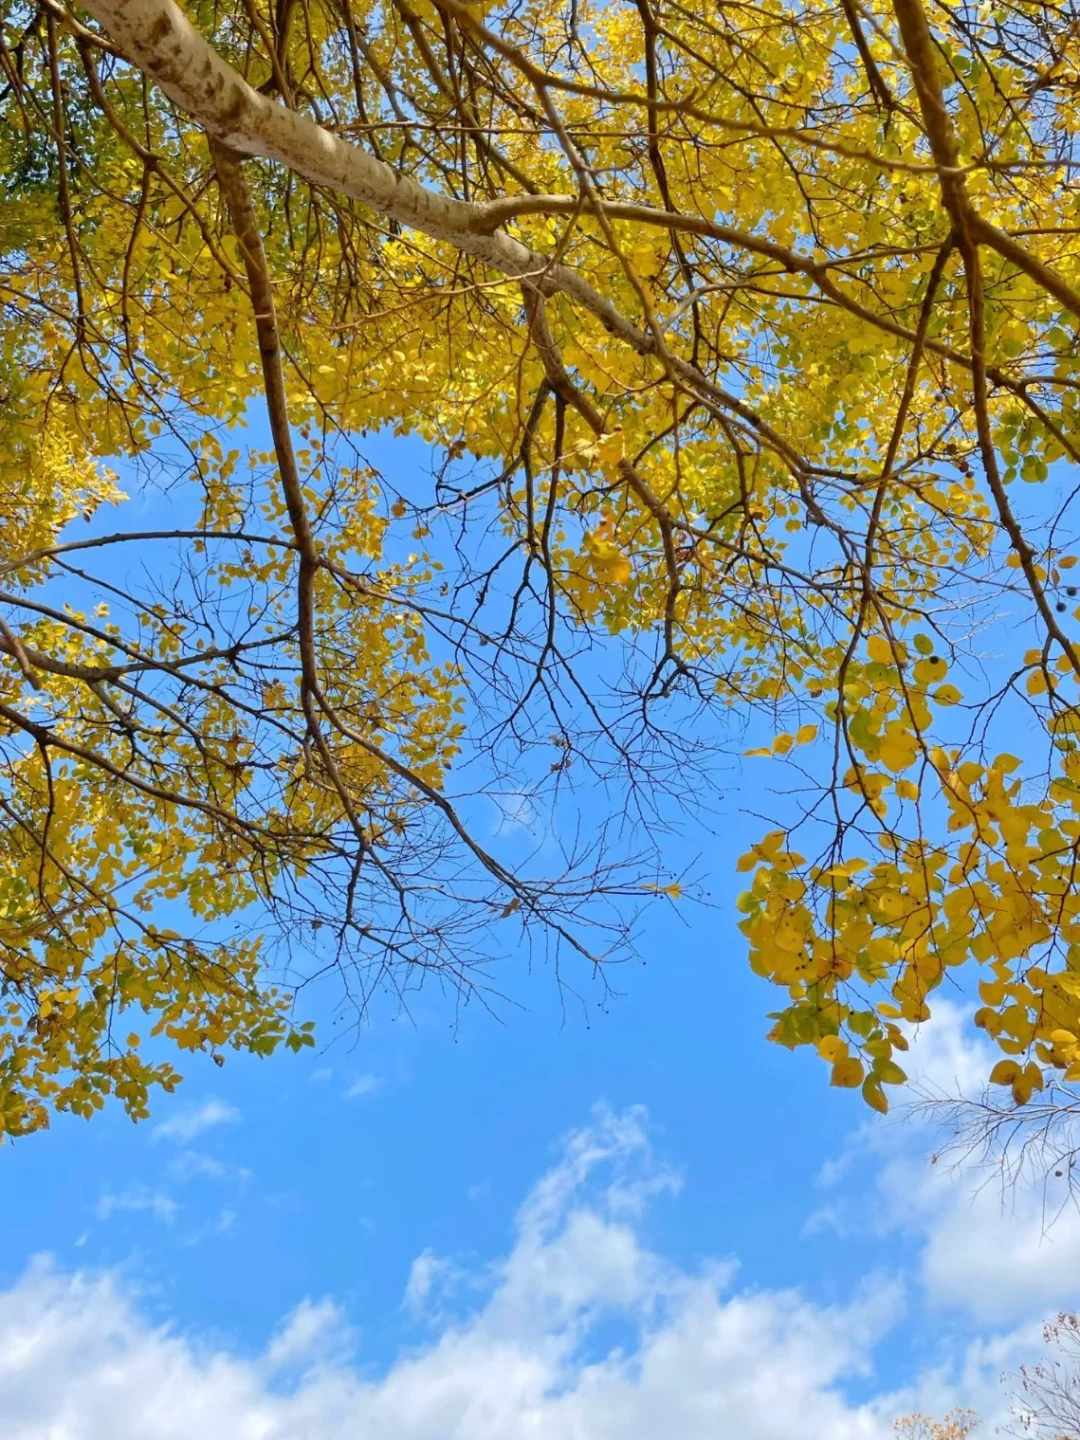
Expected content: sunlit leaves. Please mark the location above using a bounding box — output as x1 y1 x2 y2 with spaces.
7 0 1080 1129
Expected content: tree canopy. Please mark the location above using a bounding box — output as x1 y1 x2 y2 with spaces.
4 0 1080 1135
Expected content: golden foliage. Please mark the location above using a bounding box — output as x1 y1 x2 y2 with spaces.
5 0 1080 1126
895 1411 980 1440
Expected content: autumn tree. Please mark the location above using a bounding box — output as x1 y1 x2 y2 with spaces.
896 1321 1080 1440
5 0 1080 1134
895 1410 980 1440
1009 1313 1080 1440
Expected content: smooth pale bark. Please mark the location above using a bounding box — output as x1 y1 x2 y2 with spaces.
74 0 820 473
76 0 649 347
81 0 1080 440
94 0 1048 470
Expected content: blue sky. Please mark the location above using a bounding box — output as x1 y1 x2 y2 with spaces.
1 429 1078 1437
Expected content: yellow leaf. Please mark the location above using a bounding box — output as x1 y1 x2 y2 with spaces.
989 1059 1021 1086
878 731 917 773
817 1035 848 1062
628 241 661 277
595 429 625 472
874 1059 907 1085
831 1055 864 1087
1012 1074 1035 1106
979 978 1006 1006
1050 708 1080 734
914 656 948 685
606 553 632 585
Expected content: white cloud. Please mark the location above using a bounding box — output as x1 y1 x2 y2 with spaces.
810 1002 1080 1324
168 1150 228 1183
168 1149 251 1187
265 1298 352 1371
491 791 539 839
889 1005 1080 1320
902 1001 994 1101
402 1249 479 1320
152 1099 241 1144
909 1157 1080 1320
341 1074 383 1101
0 1105 1035 1440
96 1188 178 1225
403 1249 455 1314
